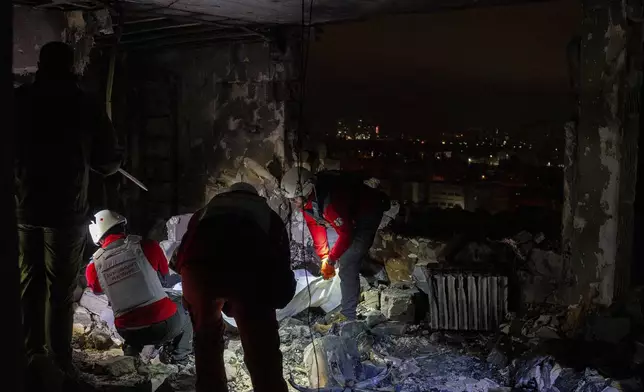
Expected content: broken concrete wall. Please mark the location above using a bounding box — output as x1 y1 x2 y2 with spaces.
563 0 641 306
13 5 66 75
13 5 112 77
118 36 300 232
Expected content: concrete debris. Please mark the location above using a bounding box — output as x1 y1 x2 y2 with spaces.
454 242 494 264
87 329 115 351
365 310 387 328
370 232 444 267
384 257 415 284
226 339 243 354
95 356 137 377
381 287 416 322
66 218 642 392
429 331 443 343
487 347 509 369
225 363 238 381
398 358 421 379
361 288 381 311
529 249 563 281
513 356 562 391
73 305 93 328
371 321 407 336
535 326 561 340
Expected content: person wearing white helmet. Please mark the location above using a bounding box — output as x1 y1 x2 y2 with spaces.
176 182 295 392
281 167 390 331
86 210 193 365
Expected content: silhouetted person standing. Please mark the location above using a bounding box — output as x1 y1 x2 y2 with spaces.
14 41 122 391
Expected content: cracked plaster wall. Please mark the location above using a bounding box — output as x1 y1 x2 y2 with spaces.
123 38 300 228
564 0 641 306
13 6 112 76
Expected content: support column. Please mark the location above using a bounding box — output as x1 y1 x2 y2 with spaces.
564 0 641 306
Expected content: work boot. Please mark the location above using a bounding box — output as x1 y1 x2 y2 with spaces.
313 313 348 334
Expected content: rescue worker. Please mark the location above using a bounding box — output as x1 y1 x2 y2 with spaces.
14 41 122 389
281 168 390 329
86 210 193 364
176 182 296 392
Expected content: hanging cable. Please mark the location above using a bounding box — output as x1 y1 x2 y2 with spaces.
293 0 320 390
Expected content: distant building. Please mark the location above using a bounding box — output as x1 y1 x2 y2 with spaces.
428 183 465 209
466 184 511 213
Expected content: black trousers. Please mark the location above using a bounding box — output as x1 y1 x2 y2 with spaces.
118 300 193 361
18 224 85 369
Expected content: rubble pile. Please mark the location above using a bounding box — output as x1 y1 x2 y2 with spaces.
67 213 642 391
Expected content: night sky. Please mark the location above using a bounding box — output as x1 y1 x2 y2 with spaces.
305 0 581 138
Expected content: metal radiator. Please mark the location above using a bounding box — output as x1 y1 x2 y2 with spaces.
426 273 508 331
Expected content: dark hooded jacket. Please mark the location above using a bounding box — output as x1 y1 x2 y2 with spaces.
14 71 122 227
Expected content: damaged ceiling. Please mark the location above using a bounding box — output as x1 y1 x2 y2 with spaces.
19 0 553 25
16 0 554 51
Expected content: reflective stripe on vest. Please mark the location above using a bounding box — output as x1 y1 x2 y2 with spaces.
92 235 167 318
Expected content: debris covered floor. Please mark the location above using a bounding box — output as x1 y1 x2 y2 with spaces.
69 227 643 392
71 292 641 392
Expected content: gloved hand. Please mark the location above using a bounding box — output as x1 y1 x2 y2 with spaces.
320 258 336 280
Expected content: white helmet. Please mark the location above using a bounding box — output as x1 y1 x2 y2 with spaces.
281 167 315 199
89 210 127 244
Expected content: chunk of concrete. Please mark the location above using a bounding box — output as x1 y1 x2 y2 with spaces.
96 356 136 377
225 363 238 381
381 287 416 322
303 335 363 388
487 347 508 368
73 306 93 328
227 339 243 354
87 329 114 350
365 310 387 328
223 349 237 364
362 289 380 311
371 321 407 336
384 257 414 284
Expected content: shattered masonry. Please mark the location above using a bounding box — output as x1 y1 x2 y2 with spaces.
564 0 640 306
116 34 301 229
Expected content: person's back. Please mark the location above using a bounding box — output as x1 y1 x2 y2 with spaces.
177 183 294 392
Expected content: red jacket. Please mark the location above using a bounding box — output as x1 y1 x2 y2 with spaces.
85 234 177 329
303 187 380 263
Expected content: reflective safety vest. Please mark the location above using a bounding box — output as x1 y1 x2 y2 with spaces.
92 235 168 318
